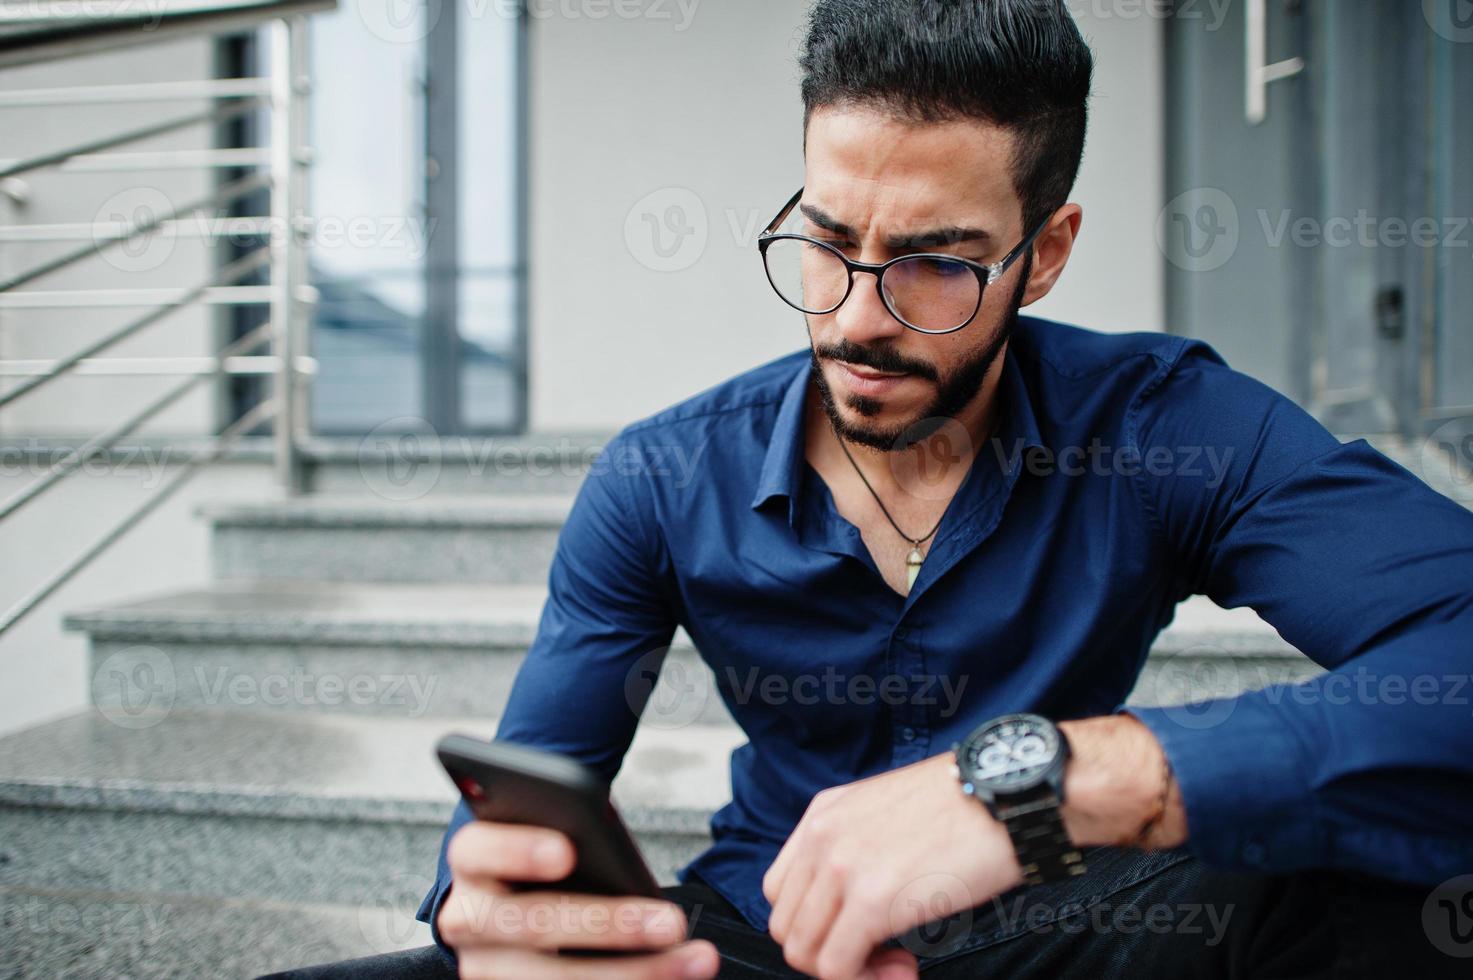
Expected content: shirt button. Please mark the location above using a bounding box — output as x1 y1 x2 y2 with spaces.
899 726 916 742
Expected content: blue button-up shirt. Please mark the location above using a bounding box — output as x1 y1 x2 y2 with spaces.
419 315 1473 944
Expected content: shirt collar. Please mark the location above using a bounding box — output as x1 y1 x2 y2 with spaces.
750 353 813 521
993 336 1047 468
749 340 1047 521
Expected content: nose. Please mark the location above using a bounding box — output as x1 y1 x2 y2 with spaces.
832 268 907 347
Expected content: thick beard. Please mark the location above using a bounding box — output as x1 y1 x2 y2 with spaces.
810 258 1030 453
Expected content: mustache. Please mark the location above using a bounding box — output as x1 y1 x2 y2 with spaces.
814 339 939 382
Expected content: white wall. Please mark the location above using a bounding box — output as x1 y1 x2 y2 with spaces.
0 459 278 737
527 2 1167 431
1033 1 1166 333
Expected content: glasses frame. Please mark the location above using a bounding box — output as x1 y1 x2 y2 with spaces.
756 185 1051 335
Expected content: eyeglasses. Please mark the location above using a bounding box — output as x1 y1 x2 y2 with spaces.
756 186 1049 335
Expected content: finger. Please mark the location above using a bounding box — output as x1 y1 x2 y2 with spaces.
762 838 798 904
447 822 575 886
777 866 842 973
765 856 814 945
457 939 720 980
439 883 508 948
473 892 691 952
814 894 890 980
858 946 920 980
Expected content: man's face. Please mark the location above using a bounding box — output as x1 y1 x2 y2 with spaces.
800 104 1031 451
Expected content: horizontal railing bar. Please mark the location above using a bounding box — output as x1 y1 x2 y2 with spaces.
0 397 277 641
0 77 269 107
1 0 296 22
0 285 270 309
0 97 261 181
1423 406 1473 421
0 0 337 70
0 148 273 172
0 246 269 409
0 216 275 242
0 322 272 525
0 171 269 293
0 354 287 376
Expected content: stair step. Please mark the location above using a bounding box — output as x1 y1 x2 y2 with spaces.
306 432 604 498
0 884 427 979
64 584 1311 722
0 710 740 910
202 496 574 585
64 581 720 724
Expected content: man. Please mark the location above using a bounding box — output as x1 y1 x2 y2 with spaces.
403 2 1473 978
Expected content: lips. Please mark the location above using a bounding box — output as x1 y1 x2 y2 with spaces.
836 361 910 396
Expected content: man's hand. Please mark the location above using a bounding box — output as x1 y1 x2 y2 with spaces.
439 821 720 979
761 713 1184 979
762 752 1020 980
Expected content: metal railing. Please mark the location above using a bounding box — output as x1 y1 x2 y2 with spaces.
0 0 334 638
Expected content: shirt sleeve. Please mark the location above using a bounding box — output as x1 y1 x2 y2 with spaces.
416 430 680 954
1122 341 1473 885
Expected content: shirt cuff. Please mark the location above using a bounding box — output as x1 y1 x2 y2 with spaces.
417 798 475 963
416 875 459 964
1125 692 1329 873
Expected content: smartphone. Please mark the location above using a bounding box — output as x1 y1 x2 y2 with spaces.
435 733 663 900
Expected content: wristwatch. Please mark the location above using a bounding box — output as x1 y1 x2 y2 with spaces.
951 713 1087 885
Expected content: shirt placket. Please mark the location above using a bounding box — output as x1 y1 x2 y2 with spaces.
888 622 932 766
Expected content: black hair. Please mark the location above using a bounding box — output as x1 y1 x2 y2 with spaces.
799 0 1094 234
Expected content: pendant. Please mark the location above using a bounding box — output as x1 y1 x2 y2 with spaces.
906 545 924 588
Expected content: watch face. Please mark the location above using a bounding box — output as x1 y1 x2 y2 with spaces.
960 715 1061 791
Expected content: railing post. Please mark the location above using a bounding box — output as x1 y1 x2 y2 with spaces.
269 15 312 494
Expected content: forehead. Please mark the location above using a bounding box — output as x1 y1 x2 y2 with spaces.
802 104 1020 235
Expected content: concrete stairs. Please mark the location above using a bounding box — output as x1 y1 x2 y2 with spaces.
0 449 1326 977
0 709 740 978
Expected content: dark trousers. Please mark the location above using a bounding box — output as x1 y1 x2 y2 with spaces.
262 847 1469 979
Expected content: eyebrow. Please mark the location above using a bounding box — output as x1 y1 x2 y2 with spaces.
798 203 993 250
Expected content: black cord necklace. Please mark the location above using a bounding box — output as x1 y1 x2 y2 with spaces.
833 428 949 588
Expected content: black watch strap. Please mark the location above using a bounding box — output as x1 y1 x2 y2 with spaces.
994 790 1087 885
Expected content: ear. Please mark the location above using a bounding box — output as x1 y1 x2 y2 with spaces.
1019 204 1083 308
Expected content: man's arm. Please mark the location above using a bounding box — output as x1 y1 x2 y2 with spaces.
761 345 1472 980
1122 343 1473 883
416 430 681 952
